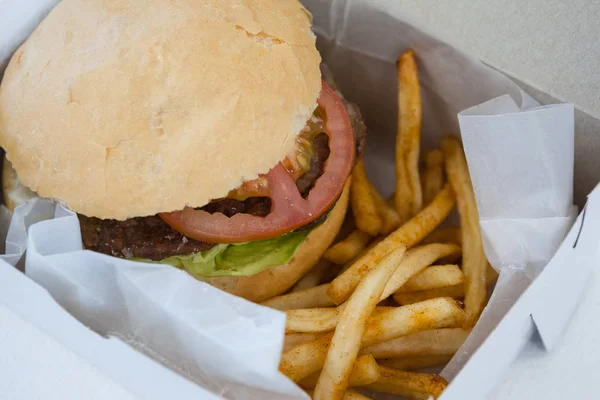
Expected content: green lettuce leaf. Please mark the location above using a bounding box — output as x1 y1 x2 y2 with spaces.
133 230 311 278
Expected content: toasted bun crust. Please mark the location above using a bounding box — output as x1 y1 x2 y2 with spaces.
0 0 321 220
198 180 350 302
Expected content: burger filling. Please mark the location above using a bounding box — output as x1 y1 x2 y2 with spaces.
78 131 332 262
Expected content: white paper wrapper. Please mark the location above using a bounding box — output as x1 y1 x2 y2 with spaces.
0 0 580 399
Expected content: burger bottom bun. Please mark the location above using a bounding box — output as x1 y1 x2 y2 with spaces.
197 180 351 303
2 155 349 303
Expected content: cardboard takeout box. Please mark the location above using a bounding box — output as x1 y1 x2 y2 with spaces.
2 1 600 399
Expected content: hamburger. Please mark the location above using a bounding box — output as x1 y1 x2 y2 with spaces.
0 0 366 302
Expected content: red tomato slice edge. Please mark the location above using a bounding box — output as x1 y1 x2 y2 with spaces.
159 81 355 244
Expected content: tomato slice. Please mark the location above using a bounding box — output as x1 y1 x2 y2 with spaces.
159 81 354 244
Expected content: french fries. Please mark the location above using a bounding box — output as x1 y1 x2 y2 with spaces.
351 159 383 236
394 264 498 305
395 49 423 220
341 390 372 400
380 243 462 300
361 298 465 347
299 354 380 389
284 333 321 352
286 307 396 334
328 185 456 305
291 259 332 292
362 328 471 359
324 230 372 265
394 284 465 305
261 284 334 311
268 50 494 400
314 246 406 400
442 137 488 326
280 333 334 382
369 182 402 234
305 389 372 400
422 150 445 205
421 226 462 245
365 366 447 400
398 264 464 293
379 355 453 371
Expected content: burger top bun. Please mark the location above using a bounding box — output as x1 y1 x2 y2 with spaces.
0 0 322 220
2 156 35 211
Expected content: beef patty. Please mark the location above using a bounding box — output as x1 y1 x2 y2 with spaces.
80 71 367 261
80 132 336 260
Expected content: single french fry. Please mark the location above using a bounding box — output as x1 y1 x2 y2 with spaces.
362 298 465 347
284 333 321 352
280 333 334 382
342 390 372 400
398 264 464 293
421 226 462 246
394 285 464 305
369 182 402 234
351 159 382 236
286 308 341 333
365 366 447 400
314 246 407 400
304 389 372 400
292 259 333 292
299 354 380 389
362 328 470 359
442 137 487 326
261 284 334 311
394 264 497 305
379 244 462 300
379 355 453 371
324 230 372 265
395 49 423 220
422 150 445 205
328 185 456 305
286 307 397 334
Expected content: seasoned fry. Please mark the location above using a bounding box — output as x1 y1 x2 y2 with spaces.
281 314 466 383
362 328 470 359
304 389 372 400
394 264 497 305
422 150 445 205
421 226 462 246
328 185 455 305
379 244 461 300
362 298 465 347
286 308 341 333
351 159 382 236
314 246 407 400
286 307 396 334
395 49 423 220
442 137 487 326
394 284 465 305
379 355 453 371
299 354 379 389
291 259 332 292
365 366 447 400
280 333 333 382
341 390 371 400
369 182 402 234
324 230 372 265
261 284 334 311
284 333 321 352
397 264 464 293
